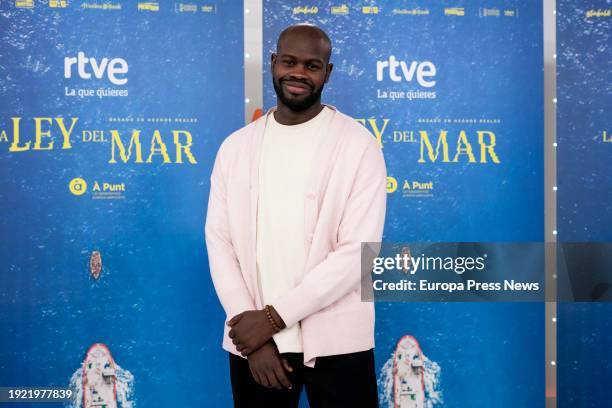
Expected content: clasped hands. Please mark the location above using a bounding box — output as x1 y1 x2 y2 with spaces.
228 308 280 355
228 306 293 390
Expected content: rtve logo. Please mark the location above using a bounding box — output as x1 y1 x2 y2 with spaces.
64 52 128 86
376 56 436 88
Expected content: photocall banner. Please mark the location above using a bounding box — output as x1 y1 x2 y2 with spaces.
264 1 544 406
557 1 612 406
0 1 243 406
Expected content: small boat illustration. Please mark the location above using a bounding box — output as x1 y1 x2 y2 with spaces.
90 251 102 280
393 335 425 408
400 246 412 273
83 343 117 408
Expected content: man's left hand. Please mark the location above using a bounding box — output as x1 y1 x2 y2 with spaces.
227 310 276 356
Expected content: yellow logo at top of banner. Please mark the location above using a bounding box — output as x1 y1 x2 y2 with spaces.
586 9 611 18
138 2 159 11
386 177 398 193
293 6 318 15
201 5 215 13
15 0 34 8
444 7 465 16
69 178 88 196
362 6 379 14
331 4 349 15
49 0 68 8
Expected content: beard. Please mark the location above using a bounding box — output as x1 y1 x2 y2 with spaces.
273 77 325 112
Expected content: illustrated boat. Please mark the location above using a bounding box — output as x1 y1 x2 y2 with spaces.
400 246 412 273
83 343 117 408
393 335 425 408
90 251 102 280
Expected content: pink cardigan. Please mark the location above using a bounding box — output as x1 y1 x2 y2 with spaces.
205 105 387 367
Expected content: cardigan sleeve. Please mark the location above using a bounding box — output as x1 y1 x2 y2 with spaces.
205 141 256 319
271 142 387 328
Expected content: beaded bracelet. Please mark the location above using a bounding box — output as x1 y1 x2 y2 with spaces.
264 305 282 333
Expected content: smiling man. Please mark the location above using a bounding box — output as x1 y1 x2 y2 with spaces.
205 24 387 407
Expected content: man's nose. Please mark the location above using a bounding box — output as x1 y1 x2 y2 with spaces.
288 63 308 78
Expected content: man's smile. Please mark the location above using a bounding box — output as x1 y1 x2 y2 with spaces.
282 80 311 95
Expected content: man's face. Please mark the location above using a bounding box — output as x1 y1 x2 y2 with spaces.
271 34 332 112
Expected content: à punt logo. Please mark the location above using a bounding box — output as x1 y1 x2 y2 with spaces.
69 177 126 199
69 177 87 196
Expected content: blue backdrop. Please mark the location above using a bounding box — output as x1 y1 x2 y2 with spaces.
0 1 243 406
264 1 544 406
0 1 553 407
557 1 612 407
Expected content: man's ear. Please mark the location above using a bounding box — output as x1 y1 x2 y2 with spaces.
271 53 277 72
324 63 334 83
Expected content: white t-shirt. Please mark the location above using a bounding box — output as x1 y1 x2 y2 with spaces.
256 106 334 353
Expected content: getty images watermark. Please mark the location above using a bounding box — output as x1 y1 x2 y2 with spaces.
361 242 612 302
360 242 555 302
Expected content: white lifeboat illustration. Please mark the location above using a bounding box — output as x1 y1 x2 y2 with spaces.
83 343 117 408
393 335 425 408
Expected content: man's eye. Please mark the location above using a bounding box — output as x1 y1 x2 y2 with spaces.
308 64 320 70
283 60 294 65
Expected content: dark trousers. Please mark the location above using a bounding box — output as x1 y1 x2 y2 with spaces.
229 349 379 408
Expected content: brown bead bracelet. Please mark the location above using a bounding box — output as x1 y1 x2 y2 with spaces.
264 305 282 333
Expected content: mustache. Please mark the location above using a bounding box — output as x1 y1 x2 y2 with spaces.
280 78 313 90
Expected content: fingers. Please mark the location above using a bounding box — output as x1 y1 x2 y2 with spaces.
266 370 283 390
261 362 293 390
258 373 271 388
232 337 254 355
246 342 293 391
239 344 252 356
235 342 252 356
227 313 243 326
281 358 293 373
249 367 261 386
252 365 291 390
233 339 254 356
274 363 293 389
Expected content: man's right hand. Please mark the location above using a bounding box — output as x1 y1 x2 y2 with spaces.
247 340 293 390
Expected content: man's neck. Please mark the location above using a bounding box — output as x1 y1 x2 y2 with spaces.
273 101 324 126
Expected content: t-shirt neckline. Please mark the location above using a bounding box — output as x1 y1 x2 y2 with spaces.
269 105 332 130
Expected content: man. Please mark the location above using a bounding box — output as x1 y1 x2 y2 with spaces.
205 24 387 407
